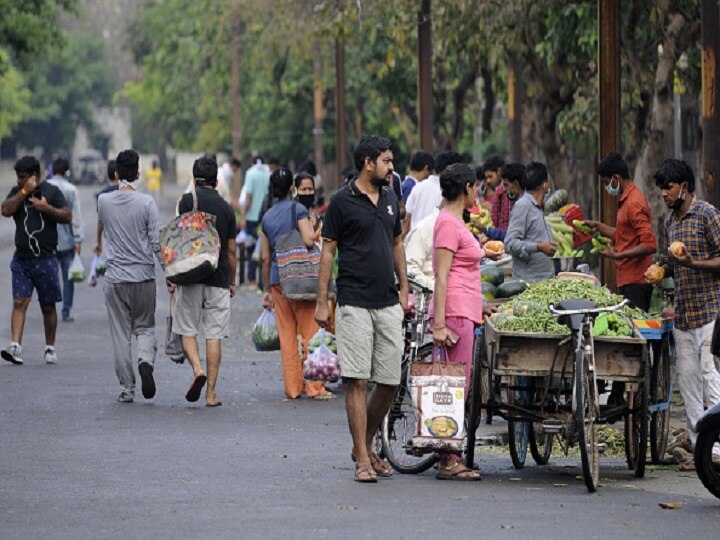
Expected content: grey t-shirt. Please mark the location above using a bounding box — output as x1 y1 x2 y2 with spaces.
98 189 162 283
505 192 555 282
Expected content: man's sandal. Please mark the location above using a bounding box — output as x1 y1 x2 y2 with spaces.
354 463 378 483
370 453 393 477
436 463 482 481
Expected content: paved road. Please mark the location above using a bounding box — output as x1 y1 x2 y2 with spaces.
1 185 719 539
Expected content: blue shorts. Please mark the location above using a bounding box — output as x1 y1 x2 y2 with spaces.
11 256 62 305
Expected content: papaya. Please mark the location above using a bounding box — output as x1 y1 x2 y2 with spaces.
645 264 665 284
485 240 505 253
481 282 497 300
496 280 528 299
669 241 687 258
481 267 505 287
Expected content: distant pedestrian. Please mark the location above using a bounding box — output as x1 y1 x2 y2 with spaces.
47 157 84 322
315 135 409 483
169 155 236 407
1 156 71 365
96 160 119 199
401 150 434 203
242 156 271 289
483 154 505 213
97 150 163 403
145 160 162 197
405 151 462 231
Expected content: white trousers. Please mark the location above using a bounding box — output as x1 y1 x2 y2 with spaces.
673 321 720 447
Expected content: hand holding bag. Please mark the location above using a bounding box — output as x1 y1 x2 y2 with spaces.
275 202 334 300
409 346 466 453
160 189 221 285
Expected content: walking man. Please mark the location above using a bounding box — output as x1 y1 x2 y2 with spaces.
169 155 236 406
1 156 71 365
47 157 84 322
647 159 720 467
97 150 163 403
315 135 409 483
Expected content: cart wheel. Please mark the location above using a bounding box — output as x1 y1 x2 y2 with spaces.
575 346 600 492
650 336 672 464
694 423 720 499
507 377 529 469
381 344 438 474
473 334 492 425
530 422 553 465
465 330 484 470
624 348 649 477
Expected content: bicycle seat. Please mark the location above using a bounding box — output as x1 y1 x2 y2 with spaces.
555 299 597 331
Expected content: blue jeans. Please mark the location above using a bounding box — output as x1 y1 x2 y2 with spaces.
245 220 260 283
57 250 75 318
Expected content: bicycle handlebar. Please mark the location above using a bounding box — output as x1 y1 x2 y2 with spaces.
407 275 433 295
547 299 628 317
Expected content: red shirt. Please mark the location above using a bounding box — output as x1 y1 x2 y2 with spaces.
614 183 656 287
491 184 516 231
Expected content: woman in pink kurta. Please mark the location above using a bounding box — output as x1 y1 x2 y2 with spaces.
431 162 484 481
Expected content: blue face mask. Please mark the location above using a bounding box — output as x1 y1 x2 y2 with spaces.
605 177 620 197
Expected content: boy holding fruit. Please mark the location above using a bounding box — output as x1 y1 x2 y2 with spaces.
645 158 720 462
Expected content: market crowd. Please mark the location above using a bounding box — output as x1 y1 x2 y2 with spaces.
2 134 720 480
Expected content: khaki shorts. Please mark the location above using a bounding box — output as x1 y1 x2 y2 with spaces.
173 284 230 339
335 303 404 385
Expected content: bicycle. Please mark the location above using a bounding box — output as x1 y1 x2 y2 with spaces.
380 276 438 473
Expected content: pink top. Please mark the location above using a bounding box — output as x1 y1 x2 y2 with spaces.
430 209 484 324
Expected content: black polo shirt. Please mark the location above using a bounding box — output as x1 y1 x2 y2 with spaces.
322 180 401 308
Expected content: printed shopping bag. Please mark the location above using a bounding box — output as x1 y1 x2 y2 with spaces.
409 347 466 453
160 189 220 285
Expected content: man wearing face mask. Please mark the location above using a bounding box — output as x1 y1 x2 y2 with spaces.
646 159 720 464
585 153 656 312
478 162 525 241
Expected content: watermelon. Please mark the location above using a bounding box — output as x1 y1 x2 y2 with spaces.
496 280 527 299
481 282 497 300
481 267 505 287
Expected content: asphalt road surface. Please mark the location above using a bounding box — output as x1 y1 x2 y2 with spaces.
0 185 718 539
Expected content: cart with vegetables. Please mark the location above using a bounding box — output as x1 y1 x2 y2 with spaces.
465 278 655 492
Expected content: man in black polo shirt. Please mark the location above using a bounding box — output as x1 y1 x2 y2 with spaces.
316 135 409 483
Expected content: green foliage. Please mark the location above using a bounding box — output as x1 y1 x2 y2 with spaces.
0 48 30 138
11 33 114 158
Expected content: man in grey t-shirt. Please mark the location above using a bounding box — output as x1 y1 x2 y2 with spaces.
97 149 163 403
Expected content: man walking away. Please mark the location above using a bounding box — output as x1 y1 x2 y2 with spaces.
169 156 236 406
315 135 409 483
47 157 84 322
242 156 270 289
1 156 71 365
97 150 163 403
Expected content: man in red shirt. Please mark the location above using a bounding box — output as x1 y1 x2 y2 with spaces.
585 153 657 404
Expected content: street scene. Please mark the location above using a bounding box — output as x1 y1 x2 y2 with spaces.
2 1 720 539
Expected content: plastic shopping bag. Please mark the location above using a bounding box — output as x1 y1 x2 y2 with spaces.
69 254 85 282
87 255 107 287
251 309 280 352
409 347 466 453
302 328 341 382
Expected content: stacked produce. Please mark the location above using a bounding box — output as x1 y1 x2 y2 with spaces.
491 278 647 335
546 214 583 257
307 330 337 354
480 266 527 300
467 206 492 235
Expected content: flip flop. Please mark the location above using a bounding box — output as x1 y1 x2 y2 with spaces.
354 463 377 483
370 453 393 477
436 464 482 481
185 374 207 402
206 401 222 408
310 391 335 401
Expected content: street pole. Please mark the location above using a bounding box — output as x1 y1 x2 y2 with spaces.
313 56 325 187
230 10 241 198
417 0 433 151
701 0 720 208
508 61 523 162
598 0 620 291
335 37 346 190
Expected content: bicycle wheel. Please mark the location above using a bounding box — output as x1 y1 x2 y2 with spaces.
624 347 649 477
529 422 553 465
575 345 600 492
507 377 529 469
650 336 672 464
694 423 720 499
381 343 438 474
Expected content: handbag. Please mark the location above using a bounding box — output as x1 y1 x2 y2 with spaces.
165 293 186 364
160 189 221 285
409 346 466 453
275 202 333 300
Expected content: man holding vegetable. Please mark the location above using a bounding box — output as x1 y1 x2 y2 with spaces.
585 153 656 312
646 159 720 467
315 135 408 483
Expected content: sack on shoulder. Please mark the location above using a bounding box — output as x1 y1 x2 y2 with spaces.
160 189 221 285
275 202 334 300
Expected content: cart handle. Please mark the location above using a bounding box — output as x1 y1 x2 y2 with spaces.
548 299 628 317
407 274 433 295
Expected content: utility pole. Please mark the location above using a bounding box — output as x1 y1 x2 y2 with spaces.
598 0 620 291
701 0 720 208
313 56 325 186
335 37 346 189
230 9 242 198
508 61 523 162
417 0 433 150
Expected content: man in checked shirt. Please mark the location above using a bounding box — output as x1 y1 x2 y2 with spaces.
647 159 720 463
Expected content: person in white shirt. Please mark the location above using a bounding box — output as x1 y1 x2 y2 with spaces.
405 151 462 231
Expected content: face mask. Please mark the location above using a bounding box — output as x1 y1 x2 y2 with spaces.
670 186 686 211
605 177 620 197
298 194 315 209
506 188 518 200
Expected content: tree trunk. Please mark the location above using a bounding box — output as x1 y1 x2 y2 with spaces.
481 67 495 136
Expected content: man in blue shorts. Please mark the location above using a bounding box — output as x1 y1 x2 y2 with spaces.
1 156 71 365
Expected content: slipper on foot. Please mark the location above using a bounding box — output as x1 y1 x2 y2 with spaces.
206 401 222 408
370 453 393 477
354 463 377 483
436 465 482 481
185 374 207 402
139 362 156 399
